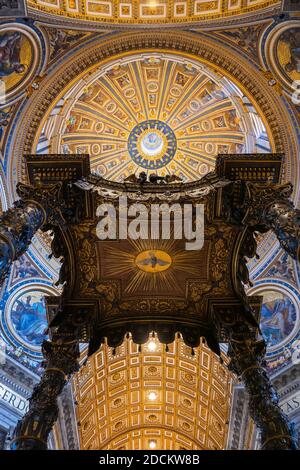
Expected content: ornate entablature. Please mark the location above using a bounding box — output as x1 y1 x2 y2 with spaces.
13 153 297 340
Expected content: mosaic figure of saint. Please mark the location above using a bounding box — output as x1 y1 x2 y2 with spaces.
0 31 25 77
14 256 39 279
260 295 296 348
11 294 48 347
281 29 300 74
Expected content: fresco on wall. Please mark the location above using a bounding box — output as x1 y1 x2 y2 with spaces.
215 24 263 59
10 291 48 348
267 251 296 283
260 291 297 349
46 27 91 61
12 255 40 281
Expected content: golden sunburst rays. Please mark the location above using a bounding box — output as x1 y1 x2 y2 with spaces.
101 237 202 295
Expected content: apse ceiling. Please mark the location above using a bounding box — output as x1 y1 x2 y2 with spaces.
38 53 270 182
27 0 280 27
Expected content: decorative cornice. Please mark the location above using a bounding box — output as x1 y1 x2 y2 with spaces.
25 3 281 31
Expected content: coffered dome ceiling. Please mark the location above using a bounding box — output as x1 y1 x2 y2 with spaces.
38 52 270 182
73 336 232 450
27 0 280 27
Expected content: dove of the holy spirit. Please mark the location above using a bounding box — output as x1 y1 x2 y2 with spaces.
135 250 172 273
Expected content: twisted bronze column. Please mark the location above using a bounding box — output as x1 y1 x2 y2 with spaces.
11 340 80 450
0 200 46 285
228 324 298 450
0 181 65 286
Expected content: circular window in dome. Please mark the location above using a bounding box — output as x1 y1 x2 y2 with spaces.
128 120 177 170
141 131 164 157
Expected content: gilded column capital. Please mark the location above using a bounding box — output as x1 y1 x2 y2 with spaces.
0 201 46 285
0 181 70 286
16 181 67 228
42 340 80 377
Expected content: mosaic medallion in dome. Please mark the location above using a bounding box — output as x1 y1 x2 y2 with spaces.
249 282 300 366
259 289 299 354
0 285 56 360
0 23 44 104
264 22 300 95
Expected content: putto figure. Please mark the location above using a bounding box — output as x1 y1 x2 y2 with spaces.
124 172 182 184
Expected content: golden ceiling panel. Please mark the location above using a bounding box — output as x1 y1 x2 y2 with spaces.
27 0 280 26
73 336 233 450
43 53 269 182
103 428 201 451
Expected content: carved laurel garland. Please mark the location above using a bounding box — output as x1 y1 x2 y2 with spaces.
8 31 299 198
